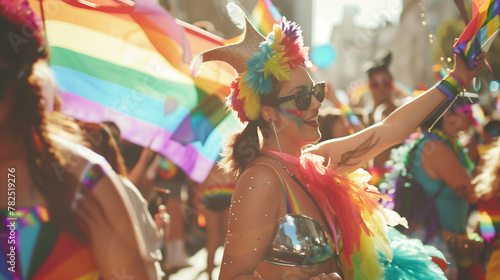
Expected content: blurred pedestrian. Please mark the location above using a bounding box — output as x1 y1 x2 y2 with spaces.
474 137 500 280
197 163 236 280
0 0 161 278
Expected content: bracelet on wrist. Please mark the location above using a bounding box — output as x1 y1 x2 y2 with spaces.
437 74 464 100
449 72 465 88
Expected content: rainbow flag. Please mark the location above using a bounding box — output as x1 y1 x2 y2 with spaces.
453 0 500 69
250 0 281 35
30 0 240 182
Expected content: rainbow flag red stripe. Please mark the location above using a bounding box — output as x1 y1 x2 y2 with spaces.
30 0 240 182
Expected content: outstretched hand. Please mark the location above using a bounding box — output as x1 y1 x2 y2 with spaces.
453 50 486 84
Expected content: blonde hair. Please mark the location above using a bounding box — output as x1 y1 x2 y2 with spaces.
473 137 500 200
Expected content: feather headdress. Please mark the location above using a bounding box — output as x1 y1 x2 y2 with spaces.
191 3 311 122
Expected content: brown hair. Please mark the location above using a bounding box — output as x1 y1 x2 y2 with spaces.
79 122 128 177
2 16 87 244
13 73 89 244
219 78 282 176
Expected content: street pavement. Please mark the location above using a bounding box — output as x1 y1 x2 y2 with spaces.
167 247 223 280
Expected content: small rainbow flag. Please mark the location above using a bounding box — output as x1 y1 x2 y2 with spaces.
453 0 500 69
250 0 281 36
30 0 240 182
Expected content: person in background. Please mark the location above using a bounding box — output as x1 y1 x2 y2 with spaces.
363 52 399 126
145 155 191 274
78 121 170 248
318 108 351 142
362 52 405 186
473 137 500 280
197 163 237 280
483 119 500 145
0 0 161 278
387 96 484 280
318 83 364 143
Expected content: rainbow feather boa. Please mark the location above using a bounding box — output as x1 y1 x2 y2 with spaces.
228 18 311 122
296 153 447 279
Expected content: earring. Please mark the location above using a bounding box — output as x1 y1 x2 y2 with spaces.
269 119 283 159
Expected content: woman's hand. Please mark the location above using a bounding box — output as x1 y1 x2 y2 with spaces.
453 49 486 84
308 272 342 280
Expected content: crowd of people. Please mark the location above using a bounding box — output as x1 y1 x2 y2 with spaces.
1 0 499 280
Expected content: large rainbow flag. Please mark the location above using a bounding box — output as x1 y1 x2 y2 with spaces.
29 0 240 182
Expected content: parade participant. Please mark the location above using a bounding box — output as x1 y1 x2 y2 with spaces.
363 52 401 186
0 0 162 278
190 4 485 280
474 137 500 280
198 163 237 280
386 94 483 279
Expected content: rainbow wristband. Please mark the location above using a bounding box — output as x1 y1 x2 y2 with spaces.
437 74 464 100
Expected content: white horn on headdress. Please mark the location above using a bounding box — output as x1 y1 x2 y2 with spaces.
190 3 266 78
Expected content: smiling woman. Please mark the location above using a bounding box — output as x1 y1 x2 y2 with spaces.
191 3 485 280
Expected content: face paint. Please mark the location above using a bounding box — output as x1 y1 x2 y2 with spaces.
281 106 303 130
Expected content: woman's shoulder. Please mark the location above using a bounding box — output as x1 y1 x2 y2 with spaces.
235 156 287 195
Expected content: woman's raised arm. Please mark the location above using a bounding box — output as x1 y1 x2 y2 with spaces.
308 52 485 175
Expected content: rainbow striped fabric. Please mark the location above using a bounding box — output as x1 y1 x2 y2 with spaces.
29 0 240 182
453 0 500 69
250 0 281 36
0 206 99 280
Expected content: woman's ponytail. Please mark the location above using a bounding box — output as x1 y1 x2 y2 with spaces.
220 120 261 176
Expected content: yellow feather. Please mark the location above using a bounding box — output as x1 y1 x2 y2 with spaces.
271 25 284 48
340 210 392 280
244 93 261 120
263 51 290 81
237 74 251 100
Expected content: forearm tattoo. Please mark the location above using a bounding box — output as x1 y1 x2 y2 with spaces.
338 132 379 166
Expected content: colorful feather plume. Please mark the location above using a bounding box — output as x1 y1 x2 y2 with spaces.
227 17 311 122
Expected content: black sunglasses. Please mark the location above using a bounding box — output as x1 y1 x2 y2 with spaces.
272 82 325 111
